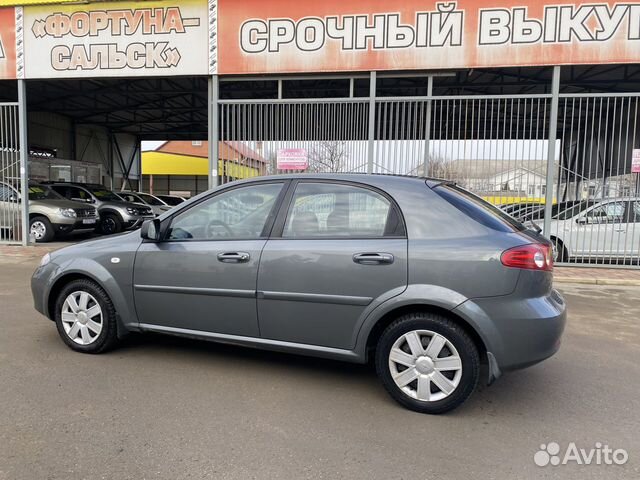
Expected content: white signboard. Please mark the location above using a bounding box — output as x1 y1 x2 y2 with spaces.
277 148 308 171
24 0 209 78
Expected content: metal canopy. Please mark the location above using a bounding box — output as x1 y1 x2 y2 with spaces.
1 76 209 141
0 64 637 142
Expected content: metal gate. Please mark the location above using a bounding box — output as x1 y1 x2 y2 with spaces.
218 91 640 266
0 102 22 244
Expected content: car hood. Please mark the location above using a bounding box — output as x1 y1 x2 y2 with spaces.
30 198 93 210
99 200 145 210
50 229 141 261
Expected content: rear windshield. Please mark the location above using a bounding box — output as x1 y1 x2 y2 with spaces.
433 183 526 232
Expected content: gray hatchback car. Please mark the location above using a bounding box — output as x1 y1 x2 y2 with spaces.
31 174 566 414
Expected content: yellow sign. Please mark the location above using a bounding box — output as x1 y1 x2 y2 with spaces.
142 151 259 179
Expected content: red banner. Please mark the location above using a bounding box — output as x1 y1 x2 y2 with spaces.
218 0 640 74
0 7 16 79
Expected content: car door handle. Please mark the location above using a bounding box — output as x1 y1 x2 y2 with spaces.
217 252 250 263
353 253 394 265
615 228 626 233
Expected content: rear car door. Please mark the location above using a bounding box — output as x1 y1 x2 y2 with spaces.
256 180 408 350
133 181 286 336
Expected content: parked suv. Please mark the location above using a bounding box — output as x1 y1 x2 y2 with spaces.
32 175 566 414
117 191 172 216
46 183 154 234
0 182 98 242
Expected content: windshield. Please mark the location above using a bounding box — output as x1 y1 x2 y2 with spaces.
28 185 63 201
86 187 122 202
137 193 165 206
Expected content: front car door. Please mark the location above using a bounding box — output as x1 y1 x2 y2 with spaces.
256 180 408 350
133 181 286 336
571 201 626 258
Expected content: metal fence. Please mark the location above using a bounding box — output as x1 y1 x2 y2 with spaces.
0 103 22 244
218 91 640 267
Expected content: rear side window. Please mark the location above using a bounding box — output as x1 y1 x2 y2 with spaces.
282 182 404 238
433 184 525 233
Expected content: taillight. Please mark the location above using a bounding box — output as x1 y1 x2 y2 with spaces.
501 244 553 271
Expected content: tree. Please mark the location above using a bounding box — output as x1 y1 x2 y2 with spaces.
307 141 348 173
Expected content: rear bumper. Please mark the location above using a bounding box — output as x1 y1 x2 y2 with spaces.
453 288 567 372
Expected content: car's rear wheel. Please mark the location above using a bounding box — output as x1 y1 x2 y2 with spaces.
29 216 55 243
100 213 122 235
551 237 568 262
54 279 119 353
375 312 479 414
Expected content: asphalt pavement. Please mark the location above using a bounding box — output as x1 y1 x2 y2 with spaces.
0 256 638 480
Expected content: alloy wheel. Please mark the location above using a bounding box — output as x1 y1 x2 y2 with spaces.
60 291 103 345
388 329 463 402
30 221 47 240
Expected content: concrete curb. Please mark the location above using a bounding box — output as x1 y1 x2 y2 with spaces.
555 277 640 287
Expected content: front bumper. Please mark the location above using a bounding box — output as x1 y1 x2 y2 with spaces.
53 217 99 233
453 288 567 372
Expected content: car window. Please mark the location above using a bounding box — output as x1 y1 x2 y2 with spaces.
119 193 140 203
555 200 595 220
433 184 525 232
86 187 121 202
282 183 396 238
629 201 640 223
0 184 18 201
167 183 283 241
29 185 62 201
586 202 625 223
137 193 164 206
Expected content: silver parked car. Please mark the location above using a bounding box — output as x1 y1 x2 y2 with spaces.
0 182 98 242
117 191 172 216
547 198 640 261
31 175 566 414
46 183 154 235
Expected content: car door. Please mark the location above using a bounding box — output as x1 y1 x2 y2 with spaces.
619 200 640 257
572 201 626 257
256 180 408 350
133 181 286 336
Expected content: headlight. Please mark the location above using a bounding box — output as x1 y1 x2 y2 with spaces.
40 252 51 267
126 207 139 215
59 208 77 218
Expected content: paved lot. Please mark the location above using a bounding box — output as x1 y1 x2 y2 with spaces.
0 257 639 480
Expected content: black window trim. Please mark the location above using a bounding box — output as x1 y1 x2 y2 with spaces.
158 179 291 243
269 179 407 240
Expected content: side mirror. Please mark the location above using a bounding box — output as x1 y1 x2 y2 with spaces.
8 194 19 203
576 216 591 225
140 219 161 241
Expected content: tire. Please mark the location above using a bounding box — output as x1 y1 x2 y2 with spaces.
29 216 55 243
375 312 480 414
54 279 119 354
100 213 122 235
552 237 569 263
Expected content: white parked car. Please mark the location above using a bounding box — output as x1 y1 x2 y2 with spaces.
548 198 640 261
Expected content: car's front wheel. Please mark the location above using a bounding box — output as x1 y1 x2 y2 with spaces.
54 279 119 353
29 216 55 243
100 213 122 235
375 312 479 414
